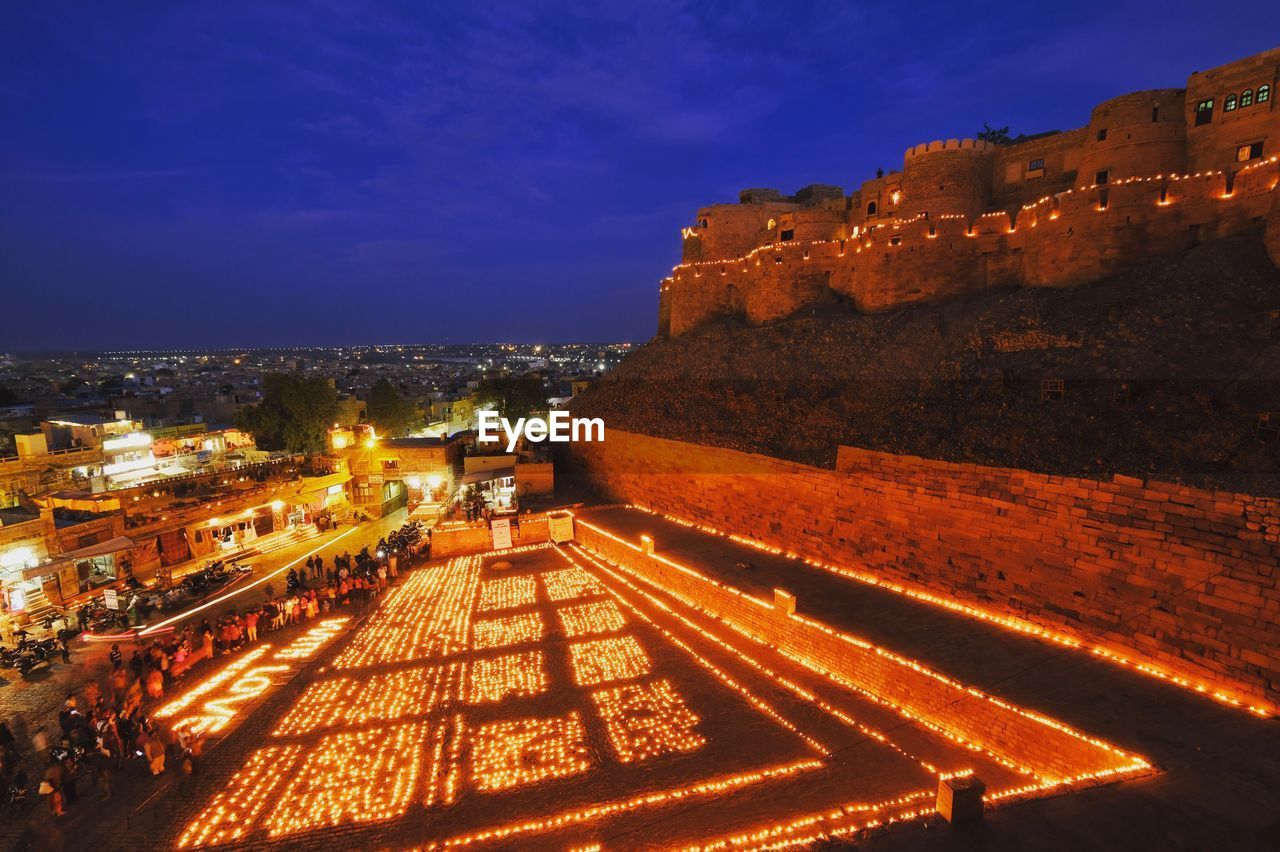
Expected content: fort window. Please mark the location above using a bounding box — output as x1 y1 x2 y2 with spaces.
1195 98 1214 125
1095 128 1108 141
1028 158 1045 170
1259 84 1270 102
1236 141 1263 162
1095 169 1110 185
1240 89 1253 107
1040 379 1065 401
780 228 794 241
866 201 877 215
1151 105 1159 121
1224 94 1238 112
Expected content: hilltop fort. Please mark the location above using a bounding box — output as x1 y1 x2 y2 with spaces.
660 48 1280 336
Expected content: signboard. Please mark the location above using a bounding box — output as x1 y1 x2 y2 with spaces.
58 563 81 602
549 513 574 544
103 588 120 611
491 518 513 551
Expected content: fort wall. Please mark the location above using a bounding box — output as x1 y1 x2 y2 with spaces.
662 48 1280 335
660 155 1279 326
564 430 1280 712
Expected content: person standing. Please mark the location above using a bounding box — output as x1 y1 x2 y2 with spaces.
108 643 122 670
58 633 71 664
42 757 66 816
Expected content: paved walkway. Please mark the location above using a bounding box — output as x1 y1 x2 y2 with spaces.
577 506 1280 851
0 509 411 852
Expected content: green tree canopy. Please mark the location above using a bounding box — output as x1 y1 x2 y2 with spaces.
367 377 419 438
474 372 547 422
236 373 337 454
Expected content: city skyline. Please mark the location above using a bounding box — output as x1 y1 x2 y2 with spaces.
5 1 1279 349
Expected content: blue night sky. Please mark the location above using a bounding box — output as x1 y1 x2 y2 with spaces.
3 2 1278 350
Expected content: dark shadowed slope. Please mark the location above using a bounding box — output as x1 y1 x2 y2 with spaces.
575 231 1280 494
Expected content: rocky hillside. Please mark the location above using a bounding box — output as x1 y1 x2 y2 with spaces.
575 231 1280 495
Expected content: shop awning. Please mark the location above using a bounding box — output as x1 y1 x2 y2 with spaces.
459 467 515 485
23 535 136 579
286 472 352 505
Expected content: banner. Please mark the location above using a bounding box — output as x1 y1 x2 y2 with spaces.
491 518 513 550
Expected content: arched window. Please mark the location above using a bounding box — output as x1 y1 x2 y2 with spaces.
866 201 877 216
1241 88 1254 107
1259 84 1271 103
1224 93 1238 111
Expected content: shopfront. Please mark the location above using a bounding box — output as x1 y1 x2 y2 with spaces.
23 536 136 607
0 538 45 617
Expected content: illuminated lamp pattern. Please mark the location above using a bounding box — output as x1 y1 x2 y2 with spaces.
568 527 1150 783
471 611 544 650
175 744 302 848
159 619 353 737
272 665 443 736
271 617 348 659
470 711 592 792
564 546 829 756
556 598 627 637
477 575 538 612
541 565 606 601
464 650 549 704
568 635 652 686
153 645 274 720
332 558 478 668
593 678 705 763
266 721 427 836
440 759 821 848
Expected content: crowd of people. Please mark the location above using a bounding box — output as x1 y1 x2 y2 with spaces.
1 533 418 821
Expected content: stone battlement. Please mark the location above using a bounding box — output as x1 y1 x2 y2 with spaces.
663 48 1280 337
903 137 994 159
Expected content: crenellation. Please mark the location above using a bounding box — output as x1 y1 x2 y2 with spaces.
661 48 1280 336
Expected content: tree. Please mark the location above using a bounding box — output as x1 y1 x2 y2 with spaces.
367 378 419 438
236 373 337 455
474 372 547 421
977 123 1012 145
